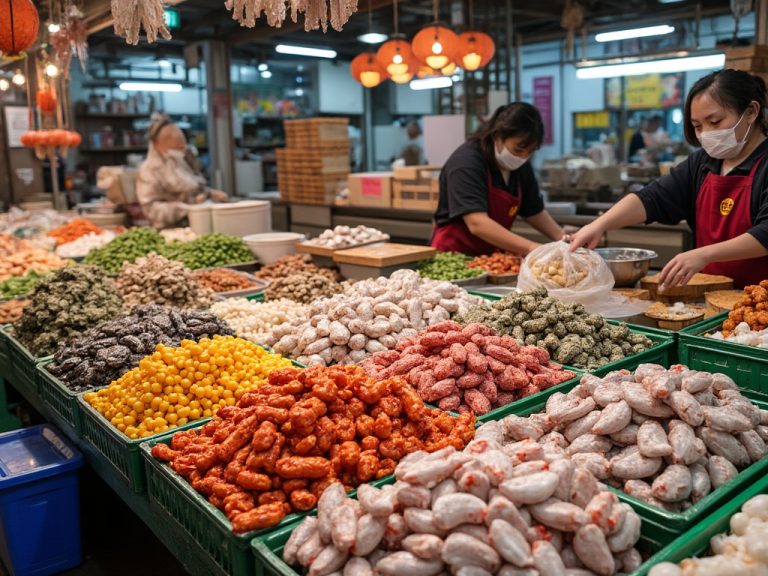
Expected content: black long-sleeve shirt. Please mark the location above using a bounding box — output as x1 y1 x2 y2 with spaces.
634 138 768 249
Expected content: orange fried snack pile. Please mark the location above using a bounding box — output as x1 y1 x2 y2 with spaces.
468 251 521 275
722 280 768 337
152 364 476 533
48 218 105 246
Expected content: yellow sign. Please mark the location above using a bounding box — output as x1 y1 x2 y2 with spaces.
720 198 734 216
575 111 611 129
625 74 662 109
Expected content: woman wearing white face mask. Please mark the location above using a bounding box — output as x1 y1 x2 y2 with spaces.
432 103 565 255
136 115 228 229
571 69 768 289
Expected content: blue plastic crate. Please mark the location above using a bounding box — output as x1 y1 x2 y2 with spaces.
0 424 84 576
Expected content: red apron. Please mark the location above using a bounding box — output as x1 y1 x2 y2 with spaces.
696 153 768 288
432 170 521 256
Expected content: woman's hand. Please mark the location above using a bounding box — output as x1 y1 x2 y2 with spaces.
569 222 605 251
657 248 710 291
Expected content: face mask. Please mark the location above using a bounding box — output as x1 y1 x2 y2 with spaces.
495 143 528 171
165 149 186 161
699 110 753 160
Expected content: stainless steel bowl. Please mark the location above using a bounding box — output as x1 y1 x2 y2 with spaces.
595 248 658 287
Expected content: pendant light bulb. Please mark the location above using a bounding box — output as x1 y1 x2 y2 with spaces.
45 63 59 77
462 52 482 70
393 53 403 64
432 40 443 54
360 70 381 88
48 22 60 33
12 70 25 86
0 78 9 91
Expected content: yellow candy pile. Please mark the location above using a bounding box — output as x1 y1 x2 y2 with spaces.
84 335 293 439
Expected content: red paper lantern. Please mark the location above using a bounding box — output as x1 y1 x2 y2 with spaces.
458 31 495 71
351 52 386 88
36 88 58 114
376 37 417 83
0 0 40 56
411 24 459 71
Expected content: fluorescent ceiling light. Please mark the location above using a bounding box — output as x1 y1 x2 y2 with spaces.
595 25 675 42
261 70 273 79
358 32 388 45
275 44 337 59
410 77 453 91
158 59 172 68
119 81 183 92
576 53 725 79
258 63 269 71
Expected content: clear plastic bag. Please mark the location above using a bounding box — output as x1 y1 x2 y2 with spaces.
518 241 650 317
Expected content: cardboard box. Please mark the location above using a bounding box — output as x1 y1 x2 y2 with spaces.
348 172 393 208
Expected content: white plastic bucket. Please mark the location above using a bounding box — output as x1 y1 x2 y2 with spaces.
243 232 305 265
187 204 213 236
211 200 271 237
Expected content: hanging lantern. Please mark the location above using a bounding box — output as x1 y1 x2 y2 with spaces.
36 88 58 114
351 52 386 88
440 61 457 76
376 37 417 81
0 0 40 56
411 23 459 71
458 31 495 71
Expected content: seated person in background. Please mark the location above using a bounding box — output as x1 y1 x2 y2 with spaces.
137 114 227 229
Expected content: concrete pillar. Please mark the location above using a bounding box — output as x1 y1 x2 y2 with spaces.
202 40 235 194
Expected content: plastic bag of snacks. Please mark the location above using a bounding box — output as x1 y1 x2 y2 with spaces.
519 241 647 317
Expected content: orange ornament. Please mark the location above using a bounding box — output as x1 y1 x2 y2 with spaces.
411 24 459 71
376 37 417 83
458 31 495 71
66 131 82 147
48 129 69 147
19 130 38 147
36 89 58 114
0 0 39 56
350 52 386 88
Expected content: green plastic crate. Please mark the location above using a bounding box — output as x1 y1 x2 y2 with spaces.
590 330 676 377
37 361 89 437
141 432 394 576
78 395 210 493
679 312 768 399
634 473 768 575
249 499 671 576
4 329 50 400
488 388 768 545
0 325 9 378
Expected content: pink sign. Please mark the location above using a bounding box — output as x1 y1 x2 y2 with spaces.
533 77 554 145
362 177 383 198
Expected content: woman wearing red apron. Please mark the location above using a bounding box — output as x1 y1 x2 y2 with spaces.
572 69 768 289
432 103 565 256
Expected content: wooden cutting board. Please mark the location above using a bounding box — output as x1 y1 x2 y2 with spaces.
333 243 437 267
296 238 388 258
613 288 651 301
705 289 744 316
640 273 734 302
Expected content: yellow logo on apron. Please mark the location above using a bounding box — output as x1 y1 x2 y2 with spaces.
720 198 734 216
508 205 519 217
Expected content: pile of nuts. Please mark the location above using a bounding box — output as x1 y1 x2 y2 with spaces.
194 269 260 293
0 299 30 324
458 287 653 370
151 364 476 533
209 298 308 345
267 270 482 366
265 271 341 304
305 225 388 249
361 321 575 415
255 254 339 282
47 305 234 392
468 252 522 276
0 249 69 281
16 265 124 356
84 335 292 439
529 254 589 288
284 433 643 576
116 253 213 310
498 364 768 512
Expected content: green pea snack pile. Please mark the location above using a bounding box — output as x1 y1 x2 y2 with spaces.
161 233 253 270
418 252 485 281
83 228 166 273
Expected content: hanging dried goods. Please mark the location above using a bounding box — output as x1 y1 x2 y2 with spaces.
224 0 359 33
